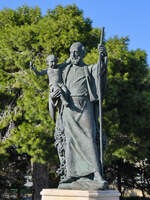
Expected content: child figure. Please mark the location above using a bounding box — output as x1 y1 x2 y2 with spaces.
30 54 69 120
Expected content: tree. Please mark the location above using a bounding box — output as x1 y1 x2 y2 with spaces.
0 145 30 199
103 37 150 196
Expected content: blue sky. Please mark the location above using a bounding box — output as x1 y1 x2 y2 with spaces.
0 0 150 65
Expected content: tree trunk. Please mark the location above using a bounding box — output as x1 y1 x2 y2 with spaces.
117 162 122 196
32 162 49 200
16 188 21 200
142 188 145 198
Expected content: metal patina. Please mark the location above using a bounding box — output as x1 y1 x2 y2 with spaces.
31 31 108 190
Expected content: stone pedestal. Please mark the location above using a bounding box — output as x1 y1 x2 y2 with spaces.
41 189 120 200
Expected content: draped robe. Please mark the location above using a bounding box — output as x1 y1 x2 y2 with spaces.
52 61 107 180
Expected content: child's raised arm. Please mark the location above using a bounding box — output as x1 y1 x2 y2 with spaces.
30 61 47 76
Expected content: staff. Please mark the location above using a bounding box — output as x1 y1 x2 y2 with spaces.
97 27 105 177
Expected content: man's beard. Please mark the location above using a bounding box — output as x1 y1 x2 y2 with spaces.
71 56 81 65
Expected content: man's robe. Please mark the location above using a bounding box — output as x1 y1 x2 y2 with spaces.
50 61 107 180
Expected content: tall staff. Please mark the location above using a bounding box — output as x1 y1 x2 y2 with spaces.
97 27 105 177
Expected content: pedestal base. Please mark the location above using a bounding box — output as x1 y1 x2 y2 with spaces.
41 189 120 200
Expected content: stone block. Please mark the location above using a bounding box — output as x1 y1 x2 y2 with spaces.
41 189 120 200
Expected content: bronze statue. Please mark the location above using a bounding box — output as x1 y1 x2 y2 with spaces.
50 40 108 189
31 30 108 190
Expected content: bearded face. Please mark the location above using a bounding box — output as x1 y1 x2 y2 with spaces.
70 49 82 65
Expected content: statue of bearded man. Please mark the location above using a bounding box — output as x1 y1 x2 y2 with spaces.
50 42 108 190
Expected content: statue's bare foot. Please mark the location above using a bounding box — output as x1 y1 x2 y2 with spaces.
58 177 108 190
93 171 108 189
76 177 108 190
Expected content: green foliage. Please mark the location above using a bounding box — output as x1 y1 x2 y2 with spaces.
103 36 150 162
0 6 41 29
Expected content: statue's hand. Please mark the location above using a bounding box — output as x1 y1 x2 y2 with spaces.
98 44 107 56
30 62 35 70
50 88 61 100
30 61 33 68
30 66 35 71
30 62 37 73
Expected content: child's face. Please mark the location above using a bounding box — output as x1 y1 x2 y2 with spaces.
47 56 57 68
